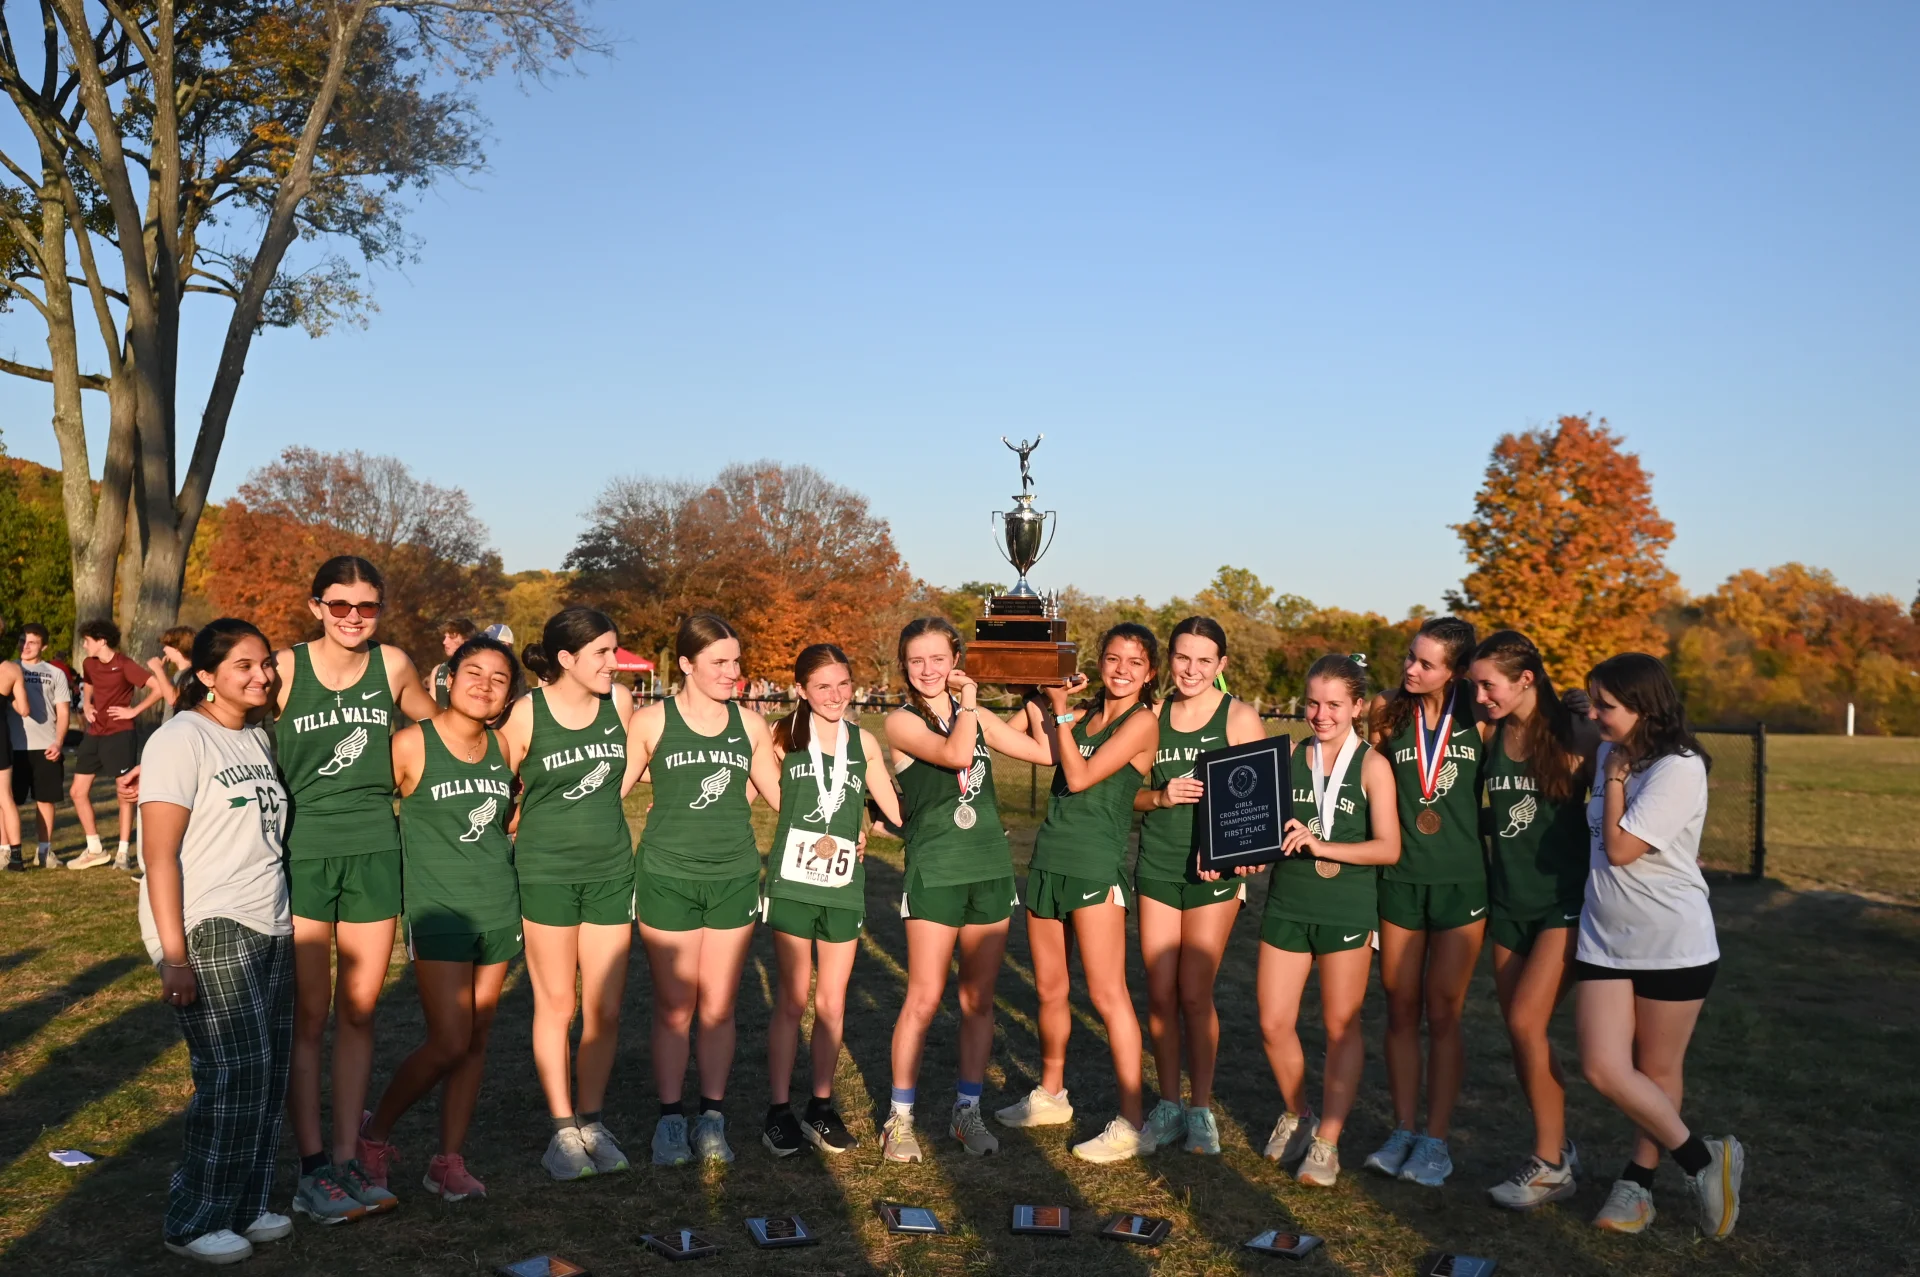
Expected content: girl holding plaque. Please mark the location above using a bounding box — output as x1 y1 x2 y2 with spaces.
1468 631 1596 1209
1364 616 1486 1188
1132 616 1267 1156
760 644 903 1158
1004 623 1161 1164
1256 655 1400 1188
883 617 1054 1163
628 614 785 1166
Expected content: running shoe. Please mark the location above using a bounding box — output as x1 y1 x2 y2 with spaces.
1592 1179 1656 1233
651 1114 692 1167
36 846 55 869
1184 1107 1222 1155
292 1165 367 1224
994 1086 1074 1128
1398 1135 1454 1187
337 1158 398 1213
763 1108 807 1158
1263 1111 1317 1166
1142 1099 1186 1151
1685 1135 1743 1241
3 849 23 872
881 1111 923 1163
578 1120 630 1173
423 1152 487 1201
67 847 112 871
692 1111 734 1163
1488 1154 1577 1210
1072 1116 1147 1164
1363 1127 1417 1176
542 1126 597 1180
1565 1140 1583 1179
242 1212 292 1243
802 1105 858 1153
951 1102 999 1155
164 1230 252 1265
356 1113 398 1188
1297 1136 1341 1187
113 850 136 872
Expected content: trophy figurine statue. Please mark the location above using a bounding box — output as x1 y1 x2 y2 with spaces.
965 436 1078 685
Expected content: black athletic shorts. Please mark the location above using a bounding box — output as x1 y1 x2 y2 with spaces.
73 731 138 777
11 752 63 803
0 728 11 771
1572 959 1718 1002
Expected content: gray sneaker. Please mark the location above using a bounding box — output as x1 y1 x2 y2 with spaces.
578 1120 630 1173
950 1102 999 1155
1363 1127 1417 1176
1592 1178 1656 1233
292 1164 367 1224
1488 1154 1577 1210
881 1111 923 1163
36 846 55 869
1297 1136 1340 1187
1685 1135 1743 1241
1142 1099 1185 1151
1398 1134 1453 1187
692 1111 734 1163
1183 1107 1222 1155
336 1158 398 1213
542 1126 597 1180
652 1114 692 1166
1564 1139 1583 1179
1263 1111 1317 1166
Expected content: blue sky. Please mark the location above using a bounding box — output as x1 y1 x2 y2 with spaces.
3 1 1915 618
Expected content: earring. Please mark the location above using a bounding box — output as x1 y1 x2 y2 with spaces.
207 688 216 704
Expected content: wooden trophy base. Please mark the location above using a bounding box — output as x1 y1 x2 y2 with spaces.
963 640 1079 687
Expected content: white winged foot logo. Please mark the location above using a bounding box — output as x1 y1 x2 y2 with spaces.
563 760 611 801
460 797 498 843
317 726 369 776
689 769 732 809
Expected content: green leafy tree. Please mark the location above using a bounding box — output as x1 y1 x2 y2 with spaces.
0 439 74 650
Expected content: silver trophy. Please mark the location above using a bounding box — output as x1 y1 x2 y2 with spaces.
994 435 1057 598
969 436 1076 684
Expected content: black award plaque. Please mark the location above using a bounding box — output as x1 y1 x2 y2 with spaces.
639 1229 720 1261
746 1215 819 1248
1246 1229 1322 1258
878 1202 946 1234
1195 736 1292 873
1010 1204 1071 1236
1416 1254 1498 1277
1099 1214 1171 1245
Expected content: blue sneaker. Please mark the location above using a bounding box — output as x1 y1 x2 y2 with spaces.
1398 1134 1454 1187
1363 1127 1417 1176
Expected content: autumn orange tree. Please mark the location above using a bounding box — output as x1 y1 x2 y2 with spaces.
1447 415 1676 685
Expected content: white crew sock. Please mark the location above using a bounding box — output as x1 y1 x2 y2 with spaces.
117 840 131 859
85 834 102 853
890 1099 914 1120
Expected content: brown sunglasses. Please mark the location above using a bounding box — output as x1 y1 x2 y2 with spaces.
315 598 383 619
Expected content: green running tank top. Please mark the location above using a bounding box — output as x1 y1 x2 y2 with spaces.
432 663 452 710
765 724 868 910
1482 724 1590 920
1263 735 1377 930
638 698 759 880
515 689 632 886
277 643 399 860
894 699 1011 888
1029 704 1148 884
1136 694 1234 883
1381 694 1484 885
401 721 520 935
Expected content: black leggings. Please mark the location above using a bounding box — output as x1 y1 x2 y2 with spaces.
1572 959 1717 1002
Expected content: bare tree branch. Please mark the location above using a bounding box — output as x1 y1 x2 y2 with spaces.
0 354 107 390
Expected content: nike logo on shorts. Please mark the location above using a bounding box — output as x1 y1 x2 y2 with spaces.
1082 889 1105 901
1214 885 1235 896
1470 906 1486 917
1563 911 1581 920
1343 933 1364 943
361 690 380 700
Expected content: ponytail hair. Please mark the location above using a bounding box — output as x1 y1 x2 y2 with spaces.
1472 630 1580 803
896 616 964 723
1090 622 1160 712
1373 614 1477 742
522 606 618 685
1588 651 1711 774
310 555 384 601
773 643 853 754
179 618 270 712
1306 652 1370 704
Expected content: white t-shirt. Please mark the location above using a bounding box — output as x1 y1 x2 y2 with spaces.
10 659 70 751
1577 744 1719 970
136 712 292 963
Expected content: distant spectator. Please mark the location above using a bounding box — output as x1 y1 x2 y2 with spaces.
8 625 69 868
0 639 29 868
425 618 477 709
71 618 162 871
148 626 197 722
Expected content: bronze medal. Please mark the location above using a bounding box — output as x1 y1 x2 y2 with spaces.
811 835 837 860
1315 859 1340 879
1416 808 1443 836
953 803 977 830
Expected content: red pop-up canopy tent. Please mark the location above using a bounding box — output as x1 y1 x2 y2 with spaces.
613 648 654 673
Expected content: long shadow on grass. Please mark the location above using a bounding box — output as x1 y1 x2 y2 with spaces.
0 947 46 975
0 955 141 1054
0 993 176 1163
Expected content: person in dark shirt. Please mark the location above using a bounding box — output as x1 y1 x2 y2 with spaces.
70 618 162 870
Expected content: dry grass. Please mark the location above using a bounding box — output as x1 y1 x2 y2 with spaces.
1 735 1915 1276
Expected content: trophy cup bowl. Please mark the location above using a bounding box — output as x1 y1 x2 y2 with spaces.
994 494 1054 598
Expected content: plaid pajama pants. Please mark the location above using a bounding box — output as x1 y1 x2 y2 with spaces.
166 918 295 1244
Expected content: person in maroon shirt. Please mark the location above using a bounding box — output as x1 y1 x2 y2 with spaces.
69 619 162 870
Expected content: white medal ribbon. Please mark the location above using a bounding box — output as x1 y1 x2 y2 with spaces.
1310 729 1361 840
806 715 851 826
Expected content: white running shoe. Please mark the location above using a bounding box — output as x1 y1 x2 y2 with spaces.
692 1111 735 1163
36 845 55 869
951 1102 999 1155
164 1230 254 1265
1297 1136 1340 1187
578 1120 630 1173
1592 1178 1656 1233
881 1111 923 1163
1488 1154 1577 1210
541 1126 596 1180
1142 1099 1186 1151
67 847 113 871
242 1212 292 1243
651 1114 692 1166
1685 1135 1743 1241
994 1086 1074 1128
1364 1127 1417 1176
1071 1116 1147 1164
1263 1111 1318 1166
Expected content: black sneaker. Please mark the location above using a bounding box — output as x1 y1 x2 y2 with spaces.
3 850 23 872
762 1108 806 1158
801 1105 859 1154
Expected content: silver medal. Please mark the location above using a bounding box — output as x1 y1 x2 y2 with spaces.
953 803 977 830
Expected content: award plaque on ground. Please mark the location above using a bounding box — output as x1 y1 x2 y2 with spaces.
877 1202 947 1234
746 1215 820 1248
639 1228 720 1261
1415 1254 1498 1277
1246 1229 1322 1258
1195 736 1292 874
495 1257 590 1277
1099 1214 1172 1245
964 435 1077 686
1010 1205 1072 1236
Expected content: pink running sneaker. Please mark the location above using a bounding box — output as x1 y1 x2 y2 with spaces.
424 1152 487 1202
357 1111 399 1189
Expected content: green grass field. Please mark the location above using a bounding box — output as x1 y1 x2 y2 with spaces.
1 732 1915 1275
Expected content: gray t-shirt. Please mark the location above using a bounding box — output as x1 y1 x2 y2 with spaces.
136 712 292 962
1577 745 1719 970
9 659 69 751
